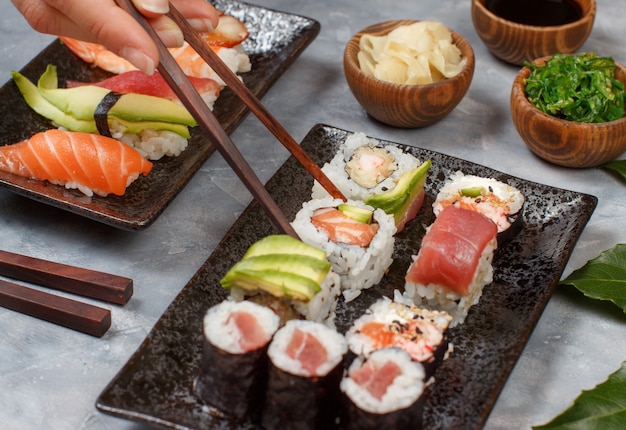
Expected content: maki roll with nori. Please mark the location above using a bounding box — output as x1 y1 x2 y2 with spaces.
262 319 348 430
311 132 431 232
346 297 452 377
403 205 498 327
339 348 427 429
292 197 396 302
193 299 280 421
433 170 524 245
221 235 342 327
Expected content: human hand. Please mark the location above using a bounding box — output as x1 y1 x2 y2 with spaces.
10 0 220 74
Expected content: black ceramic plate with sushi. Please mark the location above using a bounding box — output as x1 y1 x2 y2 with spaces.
96 123 597 429
0 0 320 230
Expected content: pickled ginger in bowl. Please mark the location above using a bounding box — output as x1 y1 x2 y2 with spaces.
343 20 475 128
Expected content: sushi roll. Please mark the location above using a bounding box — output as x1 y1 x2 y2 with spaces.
262 319 348 430
433 171 525 244
339 348 427 429
221 235 342 327
292 197 396 302
311 132 431 232
402 205 498 327
193 299 280 421
346 297 452 377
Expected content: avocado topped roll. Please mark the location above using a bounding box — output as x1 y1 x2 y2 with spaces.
221 235 342 327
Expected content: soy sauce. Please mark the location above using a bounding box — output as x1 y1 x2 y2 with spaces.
486 0 582 26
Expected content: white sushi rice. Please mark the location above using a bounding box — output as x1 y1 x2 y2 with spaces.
114 126 189 161
398 236 496 327
346 297 452 363
340 348 425 414
268 319 348 377
311 132 421 201
291 197 396 302
433 171 525 233
203 299 280 354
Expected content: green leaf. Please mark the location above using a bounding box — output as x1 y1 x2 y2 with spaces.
601 160 626 182
559 244 626 313
533 361 626 430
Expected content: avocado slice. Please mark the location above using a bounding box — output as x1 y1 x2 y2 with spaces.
460 186 486 198
365 159 431 224
338 203 374 224
221 269 321 301
242 234 327 261
12 70 98 133
36 65 196 126
224 254 331 285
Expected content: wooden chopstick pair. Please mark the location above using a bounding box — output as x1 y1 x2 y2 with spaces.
114 0 346 238
0 250 133 337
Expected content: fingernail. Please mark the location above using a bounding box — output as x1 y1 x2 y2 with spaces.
187 19 215 33
120 46 155 75
135 0 169 14
157 27 184 47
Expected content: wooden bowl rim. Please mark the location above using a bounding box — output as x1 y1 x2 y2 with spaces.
512 54 626 129
472 0 596 31
344 19 475 92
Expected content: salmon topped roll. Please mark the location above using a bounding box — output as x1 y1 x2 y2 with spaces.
292 197 396 302
0 129 152 197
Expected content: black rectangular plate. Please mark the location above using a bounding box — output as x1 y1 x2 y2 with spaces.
0 0 320 230
96 123 597 429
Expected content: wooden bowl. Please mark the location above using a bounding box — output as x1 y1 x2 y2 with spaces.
343 20 475 128
510 56 626 168
471 0 596 65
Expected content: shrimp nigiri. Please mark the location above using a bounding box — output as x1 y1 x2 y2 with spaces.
0 129 152 197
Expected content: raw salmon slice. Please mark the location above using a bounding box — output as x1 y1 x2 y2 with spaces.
311 207 379 247
405 205 497 296
0 129 152 196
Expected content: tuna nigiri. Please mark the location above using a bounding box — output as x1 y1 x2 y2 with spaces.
0 129 152 197
66 71 221 109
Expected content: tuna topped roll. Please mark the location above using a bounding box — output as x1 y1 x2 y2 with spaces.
403 205 498 327
221 235 342 327
339 348 427 429
193 299 280 421
262 319 348 430
433 170 525 245
346 297 452 377
311 132 430 232
292 197 396 302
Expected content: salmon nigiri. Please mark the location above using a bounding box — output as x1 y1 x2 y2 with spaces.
0 129 152 197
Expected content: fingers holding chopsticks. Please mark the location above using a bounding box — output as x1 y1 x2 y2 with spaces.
10 0 219 75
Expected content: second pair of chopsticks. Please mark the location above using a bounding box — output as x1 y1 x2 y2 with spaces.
0 250 133 337
114 0 345 237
